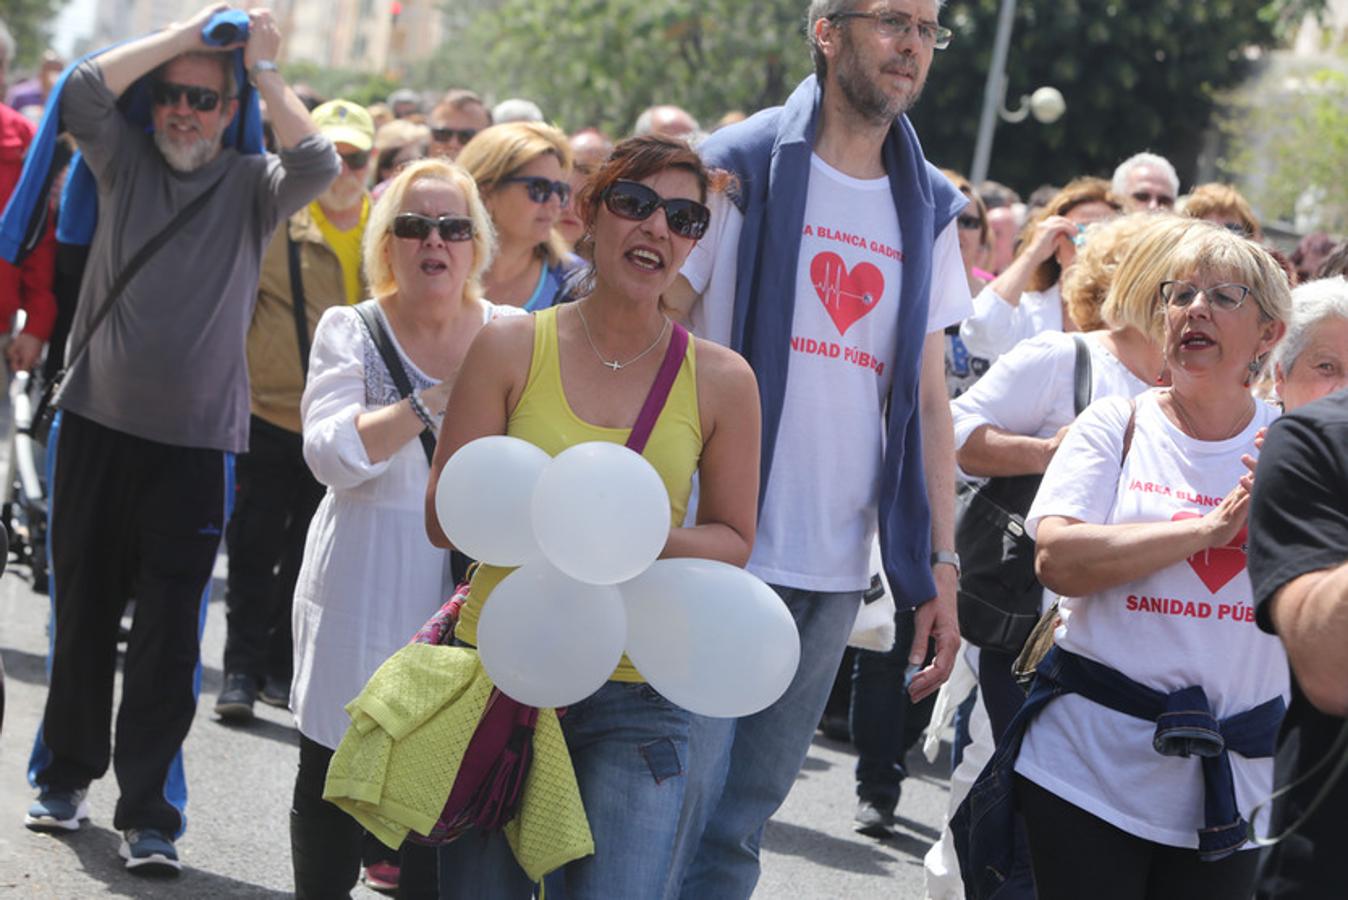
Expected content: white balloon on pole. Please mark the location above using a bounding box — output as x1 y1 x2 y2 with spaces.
531 442 671 585
476 561 627 708
435 435 551 567
622 559 801 718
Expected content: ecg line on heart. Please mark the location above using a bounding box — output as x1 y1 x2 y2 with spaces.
814 258 878 308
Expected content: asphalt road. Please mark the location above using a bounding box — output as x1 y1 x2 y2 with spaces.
0 517 953 898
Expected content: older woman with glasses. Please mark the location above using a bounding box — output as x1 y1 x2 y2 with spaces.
457 121 584 310
425 135 760 899
960 221 1293 900
287 158 523 898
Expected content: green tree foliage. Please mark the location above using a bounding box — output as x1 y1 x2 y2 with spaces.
2 0 66 69
1220 62 1348 231
424 0 1320 196
909 0 1286 191
282 60 400 110
428 0 813 136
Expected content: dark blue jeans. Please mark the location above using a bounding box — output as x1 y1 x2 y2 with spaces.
850 606 936 811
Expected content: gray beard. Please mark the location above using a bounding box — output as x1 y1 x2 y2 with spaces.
836 56 922 126
154 128 221 173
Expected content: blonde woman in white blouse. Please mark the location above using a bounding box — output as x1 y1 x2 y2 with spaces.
288 158 521 898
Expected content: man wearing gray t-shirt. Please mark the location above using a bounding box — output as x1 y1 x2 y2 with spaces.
22 5 338 875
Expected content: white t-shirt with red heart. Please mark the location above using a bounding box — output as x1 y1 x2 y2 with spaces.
1020 391 1289 848
682 154 970 591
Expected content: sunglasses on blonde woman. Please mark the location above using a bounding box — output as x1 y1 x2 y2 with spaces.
500 176 572 205
392 213 475 242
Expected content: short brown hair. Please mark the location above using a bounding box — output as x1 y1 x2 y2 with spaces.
571 135 733 296
1180 183 1261 241
1022 177 1122 293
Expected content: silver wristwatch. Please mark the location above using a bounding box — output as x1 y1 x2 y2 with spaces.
930 551 961 577
248 60 278 86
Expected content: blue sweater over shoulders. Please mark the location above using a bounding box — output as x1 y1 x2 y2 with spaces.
697 74 965 607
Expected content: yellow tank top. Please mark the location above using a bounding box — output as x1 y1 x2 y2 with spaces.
456 304 702 683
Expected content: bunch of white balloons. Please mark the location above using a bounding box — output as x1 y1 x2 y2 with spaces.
435 436 800 715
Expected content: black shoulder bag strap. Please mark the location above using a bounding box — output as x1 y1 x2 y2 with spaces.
1071 332 1093 416
286 232 311 377
29 171 229 436
353 302 437 465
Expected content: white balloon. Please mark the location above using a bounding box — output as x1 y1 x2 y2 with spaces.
476 562 627 708
622 559 801 718
436 436 551 567
531 442 671 585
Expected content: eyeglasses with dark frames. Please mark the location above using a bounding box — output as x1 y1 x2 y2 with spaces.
391 213 475 243
500 176 572 205
828 11 953 49
602 180 711 240
1158 280 1253 312
151 81 222 112
430 127 479 145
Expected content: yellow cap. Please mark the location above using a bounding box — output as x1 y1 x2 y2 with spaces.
311 99 375 152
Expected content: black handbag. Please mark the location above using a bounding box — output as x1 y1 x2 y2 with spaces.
955 333 1092 653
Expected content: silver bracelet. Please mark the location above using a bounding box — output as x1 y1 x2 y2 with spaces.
408 391 436 432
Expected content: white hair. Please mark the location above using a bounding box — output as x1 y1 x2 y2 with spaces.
1111 152 1180 199
492 98 544 125
1273 276 1348 375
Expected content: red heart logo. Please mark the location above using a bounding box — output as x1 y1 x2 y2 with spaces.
810 252 885 337
1173 512 1248 594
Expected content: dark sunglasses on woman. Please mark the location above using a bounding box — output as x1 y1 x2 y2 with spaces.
957 214 983 230
392 213 475 243
151 81 222 112
602 180 711 240
500 176 572 205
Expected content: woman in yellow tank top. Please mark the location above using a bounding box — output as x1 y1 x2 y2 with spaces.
425 136 762 899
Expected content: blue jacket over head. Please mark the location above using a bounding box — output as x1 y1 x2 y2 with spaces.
0 10 264 264
697 74 965 607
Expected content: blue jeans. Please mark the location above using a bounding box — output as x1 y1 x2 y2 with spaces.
438 680 690 900
666 586 861 900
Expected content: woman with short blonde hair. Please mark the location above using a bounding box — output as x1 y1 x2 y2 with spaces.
963 221 1294 899
287 158 522 897
457 121 583 309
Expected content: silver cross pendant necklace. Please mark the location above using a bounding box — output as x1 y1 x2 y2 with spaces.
575 301 670 372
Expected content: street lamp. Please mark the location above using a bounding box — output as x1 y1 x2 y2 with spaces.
968 0 1066 184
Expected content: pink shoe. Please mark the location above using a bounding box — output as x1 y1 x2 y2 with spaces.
363 861 400 893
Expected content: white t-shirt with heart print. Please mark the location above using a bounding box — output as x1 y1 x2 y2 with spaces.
714 155 970 591
1019 391 1290 848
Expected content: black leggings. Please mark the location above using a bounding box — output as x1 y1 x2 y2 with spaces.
1015 775 1259 900
291 734 440 899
